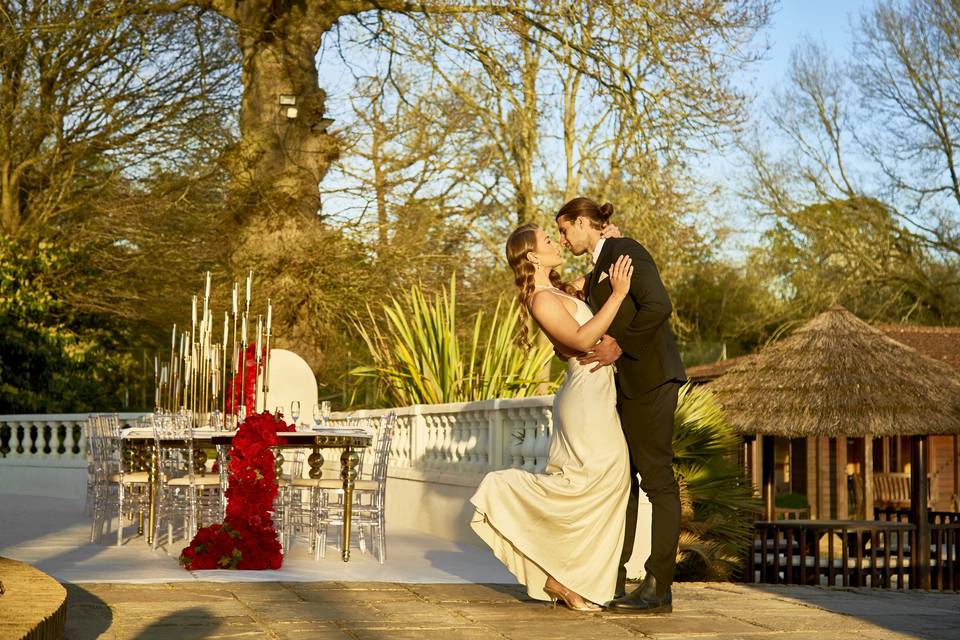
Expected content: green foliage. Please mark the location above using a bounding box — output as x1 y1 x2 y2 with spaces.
758 197 946 320
0 237 142 412
351 275 558 406
672 383 760 581
775 492 808 509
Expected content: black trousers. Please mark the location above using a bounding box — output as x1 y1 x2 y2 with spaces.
615 380 681 594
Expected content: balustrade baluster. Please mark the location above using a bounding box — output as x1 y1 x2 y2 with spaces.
56 424 66 455
441 415 454 468
72 424 82 455
402 417 412 467
0 423 10 457
453 415 467 467
520 410 536 473
424 416 437 469
29 423 39 454
475 411 486 469
507 409 523 469
42 424 52 455
534 410 550 473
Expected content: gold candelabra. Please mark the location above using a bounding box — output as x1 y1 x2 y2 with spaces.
154 270 273 427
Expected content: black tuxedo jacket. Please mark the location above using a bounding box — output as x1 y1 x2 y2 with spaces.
586 237 686 398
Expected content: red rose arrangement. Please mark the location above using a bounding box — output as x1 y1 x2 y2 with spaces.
225 343 263 416
180 411 294 570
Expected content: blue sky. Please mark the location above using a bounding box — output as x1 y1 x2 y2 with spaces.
750 0 867 92
706 0 872 243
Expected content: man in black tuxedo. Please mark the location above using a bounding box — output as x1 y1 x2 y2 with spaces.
556 197 686 613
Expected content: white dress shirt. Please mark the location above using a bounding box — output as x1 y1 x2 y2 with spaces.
591 238 606 265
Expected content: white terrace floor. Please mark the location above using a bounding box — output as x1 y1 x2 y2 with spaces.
0 493 515 585
3 493 960 640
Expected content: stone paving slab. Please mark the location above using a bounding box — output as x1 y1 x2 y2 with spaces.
62 581 960 640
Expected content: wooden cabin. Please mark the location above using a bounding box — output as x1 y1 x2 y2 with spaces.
688 324 960 519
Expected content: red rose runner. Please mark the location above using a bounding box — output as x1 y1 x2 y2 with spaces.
180 411 294 570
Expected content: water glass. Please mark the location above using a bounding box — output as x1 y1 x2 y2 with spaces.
320 401 331 427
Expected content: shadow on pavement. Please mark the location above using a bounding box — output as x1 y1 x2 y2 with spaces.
63 583 112 640
126 606 223 640
738 583 960 640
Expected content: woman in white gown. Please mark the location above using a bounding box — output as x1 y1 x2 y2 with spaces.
470 223 633 611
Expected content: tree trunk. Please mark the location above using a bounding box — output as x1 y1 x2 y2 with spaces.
513 21 539 226
371 112 389 251
0 161 19 236
222 0 340 221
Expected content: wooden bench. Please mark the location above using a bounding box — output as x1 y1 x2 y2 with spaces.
874 472 937 509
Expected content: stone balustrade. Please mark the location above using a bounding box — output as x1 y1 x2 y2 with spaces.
328 396 554 486
0 413 145 465
0 397 556 489
0 397 648 555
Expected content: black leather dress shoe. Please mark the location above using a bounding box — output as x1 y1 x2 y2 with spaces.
604 575 672 614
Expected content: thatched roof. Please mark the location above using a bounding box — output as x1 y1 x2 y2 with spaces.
709 306 960 437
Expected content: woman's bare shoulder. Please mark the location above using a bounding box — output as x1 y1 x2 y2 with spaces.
529 288 577 318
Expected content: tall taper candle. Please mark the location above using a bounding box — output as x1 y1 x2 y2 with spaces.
266 299 272 332
240 313 248 415
203 271 211 320
255 316 263 412
232 282 238 315
245 270 252 312
222 312 229 419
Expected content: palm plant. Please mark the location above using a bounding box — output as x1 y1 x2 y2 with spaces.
672 383 760 581
352 275 559 405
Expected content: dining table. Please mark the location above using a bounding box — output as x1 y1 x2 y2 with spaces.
120 426 374 561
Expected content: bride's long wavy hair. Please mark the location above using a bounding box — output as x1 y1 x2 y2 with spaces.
505 223 581 350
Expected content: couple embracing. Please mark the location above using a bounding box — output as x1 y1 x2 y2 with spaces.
470 197 686 613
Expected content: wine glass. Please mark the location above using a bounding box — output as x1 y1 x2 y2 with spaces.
320 400 331 427
290 401 301 428
312 403 322 429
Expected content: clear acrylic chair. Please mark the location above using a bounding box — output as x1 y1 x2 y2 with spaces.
150 412 224 550
294 412 396 562
87 414 150 545
273 445 305 553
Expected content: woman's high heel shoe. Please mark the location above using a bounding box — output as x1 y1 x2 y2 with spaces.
543 584 602 612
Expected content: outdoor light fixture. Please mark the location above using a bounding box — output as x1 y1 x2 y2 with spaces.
279 94 298 119
311 117 336 133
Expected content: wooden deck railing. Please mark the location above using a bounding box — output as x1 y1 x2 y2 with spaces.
874 507 960 525
748 519 959 592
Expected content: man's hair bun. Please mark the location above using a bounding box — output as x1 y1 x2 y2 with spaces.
599 202 614 222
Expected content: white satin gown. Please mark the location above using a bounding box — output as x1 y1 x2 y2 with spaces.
469 287 631 604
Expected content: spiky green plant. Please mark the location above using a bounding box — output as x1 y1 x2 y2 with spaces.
672 383 760 581
351 275 558 405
